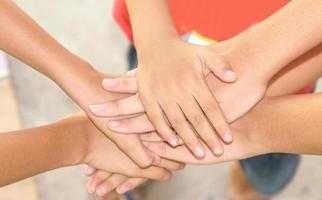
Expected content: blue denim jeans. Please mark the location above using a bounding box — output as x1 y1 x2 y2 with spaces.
127 46 301 196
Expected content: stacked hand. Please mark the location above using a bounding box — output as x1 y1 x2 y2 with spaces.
66 114 184 197
86 40 271 196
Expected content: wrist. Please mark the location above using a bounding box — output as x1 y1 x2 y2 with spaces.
134 33 180 55
220 24 286 82
241 97 277 155
51 115 90 166
50 58 116 112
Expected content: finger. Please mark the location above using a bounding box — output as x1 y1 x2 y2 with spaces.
144 141 210 164
102 77 138 93
89 94 144 117
115 135 154 168
140 131 163 142
205 51 237 83
87 170 111 194
126 68 137 77
84 165 97 176
107 114 155 134
116 178 147 194
95 174 127 197
140 96 179 147
161 102 206 159
194 86 233 144
179 95 224 156
156 158 186 171
140 131 183 145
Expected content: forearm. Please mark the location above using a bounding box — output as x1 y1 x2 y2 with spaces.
266 44 322 96
125 0 179 48
250 93 322 155
0 117 86 186
232 0 322 79
0 0 123 111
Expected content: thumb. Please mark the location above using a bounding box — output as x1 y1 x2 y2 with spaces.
204 54 237 83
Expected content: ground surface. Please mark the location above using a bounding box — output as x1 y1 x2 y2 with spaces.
2 1 322 199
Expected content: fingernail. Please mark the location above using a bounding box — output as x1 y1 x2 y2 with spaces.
194 146 205 158
85 166 94 175
96 186 108 197
169 138 178 147
224 131 233 143
86 181 94 194
225 70 236 77
103 79 118 88
90 182 97 194
213 146 223 156
117 184 130 194
88 104 108 116
126 68 137 76
107 120 121 128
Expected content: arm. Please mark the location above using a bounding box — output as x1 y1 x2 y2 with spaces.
0 114 181 187
114 93 322 164
114 0 240 158
228 0 322 79
0 0 154 167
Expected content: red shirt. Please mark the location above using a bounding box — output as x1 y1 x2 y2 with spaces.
113 0 315 93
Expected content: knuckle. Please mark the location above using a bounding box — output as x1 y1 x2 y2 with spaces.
156 170 171 181
156 142 168 154
190 114 205 125
120 78 128 87
171 116 186 127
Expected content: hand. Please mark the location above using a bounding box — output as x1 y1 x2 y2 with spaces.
91 38 269 126
69 114 184 181
92 39 237 159
84 166 147 197
93 100 269 165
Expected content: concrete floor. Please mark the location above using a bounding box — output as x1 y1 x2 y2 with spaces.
3 1 322 200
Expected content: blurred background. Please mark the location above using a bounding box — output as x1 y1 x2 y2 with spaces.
1 1 322 200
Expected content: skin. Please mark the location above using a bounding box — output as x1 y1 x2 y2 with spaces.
0 0 158 168
99 0 322 160
88 1 322 191
0 0 183 197
89 42 322 195
0 114 187 188
123 0 238 158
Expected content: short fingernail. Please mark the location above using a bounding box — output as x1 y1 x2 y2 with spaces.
169 138 178 146
213 146 223 156
88 104 108 116
85 166 94 175
224 131 233 143
107 120 121 128
96 186 108 197
225 70 236 77
103 79 118 88
126 68 137 76
117 184 130 194
90 182 97 194
194 146 205 158
86 181 94 194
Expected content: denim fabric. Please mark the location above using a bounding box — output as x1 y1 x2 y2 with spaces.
240 153 300 195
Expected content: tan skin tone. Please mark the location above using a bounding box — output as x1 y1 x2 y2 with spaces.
0 0 183 198
1 0 322 198
110 0 322 160
89 42 322 197
0 0 159 168
89 0 322 195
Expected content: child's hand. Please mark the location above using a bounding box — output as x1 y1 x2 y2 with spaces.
71 114 184 181
85 167 147 197
94 40 237 158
